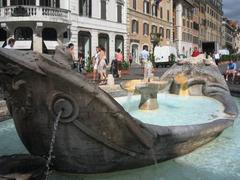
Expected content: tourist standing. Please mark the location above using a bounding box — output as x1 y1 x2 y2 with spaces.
214 51 220 65
128 51 133 67
93 46 100 81
140 47 149 75
98 47 107 85
115 49 123 78
4 38 15 49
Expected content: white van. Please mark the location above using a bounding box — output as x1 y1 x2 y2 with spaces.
154 46 177 67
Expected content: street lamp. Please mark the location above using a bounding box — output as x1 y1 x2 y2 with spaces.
150 32 162 51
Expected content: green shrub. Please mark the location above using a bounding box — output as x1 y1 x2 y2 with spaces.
169 53 176 65
220 54 240 63
86 57 93 72
121 60 129 70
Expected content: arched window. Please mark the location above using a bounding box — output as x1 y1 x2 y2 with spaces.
115 35 124 53
42 28 57 54
98 33 109 60
159 27 164 38
132 20 138 33
78 31 91 64
79 0 92 17
143 23 149 35
151 25 157 33
166 29 171 39
14 27 33 40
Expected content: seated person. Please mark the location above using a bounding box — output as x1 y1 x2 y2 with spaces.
192 47 200 57
225 60 237 81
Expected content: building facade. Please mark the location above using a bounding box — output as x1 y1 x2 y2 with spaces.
221 18 235 53
128 0 173 63
173 0 195 57
173 0 223 57
203 0 223 50
233 28 240 54
0 0 127 63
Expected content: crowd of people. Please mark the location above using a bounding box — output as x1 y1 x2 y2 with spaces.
2 38 239 84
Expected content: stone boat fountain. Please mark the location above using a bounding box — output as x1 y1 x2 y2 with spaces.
0 48 238 174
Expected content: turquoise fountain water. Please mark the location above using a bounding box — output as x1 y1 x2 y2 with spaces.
0 97 239 180
115 94 228 126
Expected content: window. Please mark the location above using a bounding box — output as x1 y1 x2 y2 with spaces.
101 0 106 20
115 35 124 53
11 0 36 5
40 0 59 7
152 4 157 17
15 27 33 40
0 28 7 42
143 23 149 35
183 19 185 26
166 29 170 39
117 4 122 23
79 0 92 17
167 10 170 22
132 20 138 33
160 7 163 19
78 31 91 64
151 25 157 33
98 33 109 61
143 0 150 14
133 0 136 10
0 0 7 7
159 27 164 38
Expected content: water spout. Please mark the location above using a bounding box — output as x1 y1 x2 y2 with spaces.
45 110 63 180
170 74 189 96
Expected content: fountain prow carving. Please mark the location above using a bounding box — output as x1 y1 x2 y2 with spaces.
0 48 238 174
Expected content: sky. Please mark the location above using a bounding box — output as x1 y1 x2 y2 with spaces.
223 0 240 22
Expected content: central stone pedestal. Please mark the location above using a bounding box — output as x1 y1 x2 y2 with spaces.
135 83 159 110
120 80 170 111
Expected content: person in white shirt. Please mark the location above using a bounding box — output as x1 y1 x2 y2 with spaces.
140 47 149 75
4 38 15 49
214 51 220 65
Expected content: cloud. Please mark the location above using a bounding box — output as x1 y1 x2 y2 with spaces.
223 0 240 22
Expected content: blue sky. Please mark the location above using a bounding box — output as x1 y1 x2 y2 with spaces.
223 0 240 22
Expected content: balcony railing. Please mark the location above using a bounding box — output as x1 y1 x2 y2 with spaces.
0 6 70 23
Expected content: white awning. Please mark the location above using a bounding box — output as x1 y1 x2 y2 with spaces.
14 40 32 50
0 41 5 48
44 40 59 50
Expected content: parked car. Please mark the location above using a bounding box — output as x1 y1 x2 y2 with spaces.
154 46 177 67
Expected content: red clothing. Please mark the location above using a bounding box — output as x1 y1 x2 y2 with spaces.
115 52 123 62
192 50 200 57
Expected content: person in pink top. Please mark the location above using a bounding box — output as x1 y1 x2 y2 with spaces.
115 48 123 78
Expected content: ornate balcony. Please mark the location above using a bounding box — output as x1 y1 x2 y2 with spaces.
0 6 71 24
